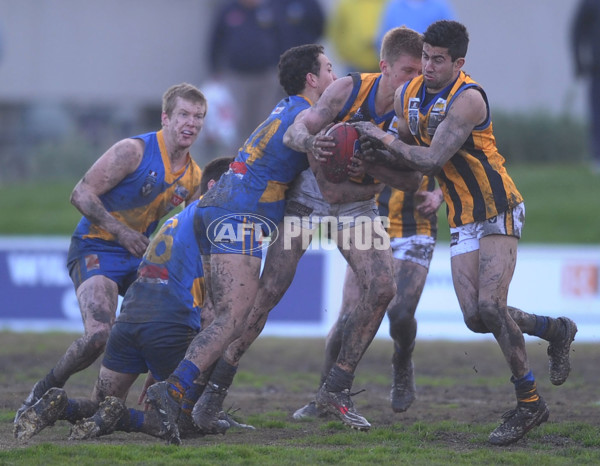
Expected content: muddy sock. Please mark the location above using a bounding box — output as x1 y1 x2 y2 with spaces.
38 369 63 393
209 359 237 390
63 398 97 424
511 370 540 405
323 365 354 392
166 359 201 402
532 315 565 341
181 383 205 417
115 408 144 432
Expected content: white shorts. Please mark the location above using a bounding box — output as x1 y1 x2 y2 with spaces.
285 168 379 231
449 203 525 257
390 235 436 269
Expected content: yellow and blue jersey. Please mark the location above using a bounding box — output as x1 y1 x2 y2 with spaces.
72 130 202 242
377 175 438 239
117 201 204 331
398 71 523 227
199 95 311 223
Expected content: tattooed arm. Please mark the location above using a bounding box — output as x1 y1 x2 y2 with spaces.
70 138 149 257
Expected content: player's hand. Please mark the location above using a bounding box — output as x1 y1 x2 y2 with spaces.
347 154 367 178
415 189 444 217
116 227 150 258
352 121 387 141
308 134 335 163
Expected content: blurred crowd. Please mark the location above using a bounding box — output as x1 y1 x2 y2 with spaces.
199 0 455 160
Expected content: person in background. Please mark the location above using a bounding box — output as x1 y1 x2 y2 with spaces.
571 0 600 174
376 0 455 51
207 0 282 153
207 0 324 156
327 0 388 74
276 0 325 52
13 83 205 428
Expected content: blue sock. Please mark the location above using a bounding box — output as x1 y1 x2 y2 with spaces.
511 370 535 389
168 359 201 398
532 315 548 338
115 408 144 432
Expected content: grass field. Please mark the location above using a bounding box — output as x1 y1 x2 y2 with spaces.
1 333 599 465
1 162 598 464
0 163 599 243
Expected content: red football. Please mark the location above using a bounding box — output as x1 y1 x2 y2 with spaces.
322 122 360 183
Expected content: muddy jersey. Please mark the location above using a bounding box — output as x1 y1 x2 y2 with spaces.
398 71 523 227
71 130 202 243
377 175 438 239
339 72 396 186
116 200 204 331
198 95 311 224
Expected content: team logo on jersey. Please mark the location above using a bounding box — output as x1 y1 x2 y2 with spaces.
427 98 447 136
84 254 100 271
408 98 420 135
348 108 365 122
272 106 284 115
169 184 189 209
141 170 158 197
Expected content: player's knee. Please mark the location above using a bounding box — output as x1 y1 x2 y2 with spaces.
83 327 110 358
371 274 396 307
463 314 488 333
476 300 503 332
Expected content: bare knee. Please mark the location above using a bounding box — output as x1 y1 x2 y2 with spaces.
476 300 503 333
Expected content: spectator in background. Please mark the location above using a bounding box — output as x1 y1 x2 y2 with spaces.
376 0 455 50
327 0 388 74
572 0 600 174
276 0 325 52
207 0 324 155
208 0 281 153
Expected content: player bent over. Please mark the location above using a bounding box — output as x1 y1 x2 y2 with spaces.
13 158 254 443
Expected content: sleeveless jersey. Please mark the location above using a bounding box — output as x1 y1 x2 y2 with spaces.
116 200 203 330
398 71 523 227
377 175 438 239
72 130 202 242
338 72 396 186
199 95 311 224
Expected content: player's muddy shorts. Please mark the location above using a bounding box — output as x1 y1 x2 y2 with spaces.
449 202 525 257
284 168 378 230
102 321 197 381
194 205 274 258
390 235 436 269
67 237 140 296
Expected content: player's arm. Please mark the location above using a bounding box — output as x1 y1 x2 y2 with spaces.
365 163 422 192
357 88 486 175
283 77 354 156
70 138 149 258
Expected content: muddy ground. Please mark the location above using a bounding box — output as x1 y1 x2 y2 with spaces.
1 332 598 452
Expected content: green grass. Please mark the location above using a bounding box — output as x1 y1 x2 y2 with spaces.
0 163 598 243
1 422 598 465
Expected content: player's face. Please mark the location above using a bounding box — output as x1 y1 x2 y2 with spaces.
162 97 206 149
387 54 422 89
314 54 337 95
421 43 464 92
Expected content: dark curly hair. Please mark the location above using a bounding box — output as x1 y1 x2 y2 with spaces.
423 20 469 62
278 44 325 96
